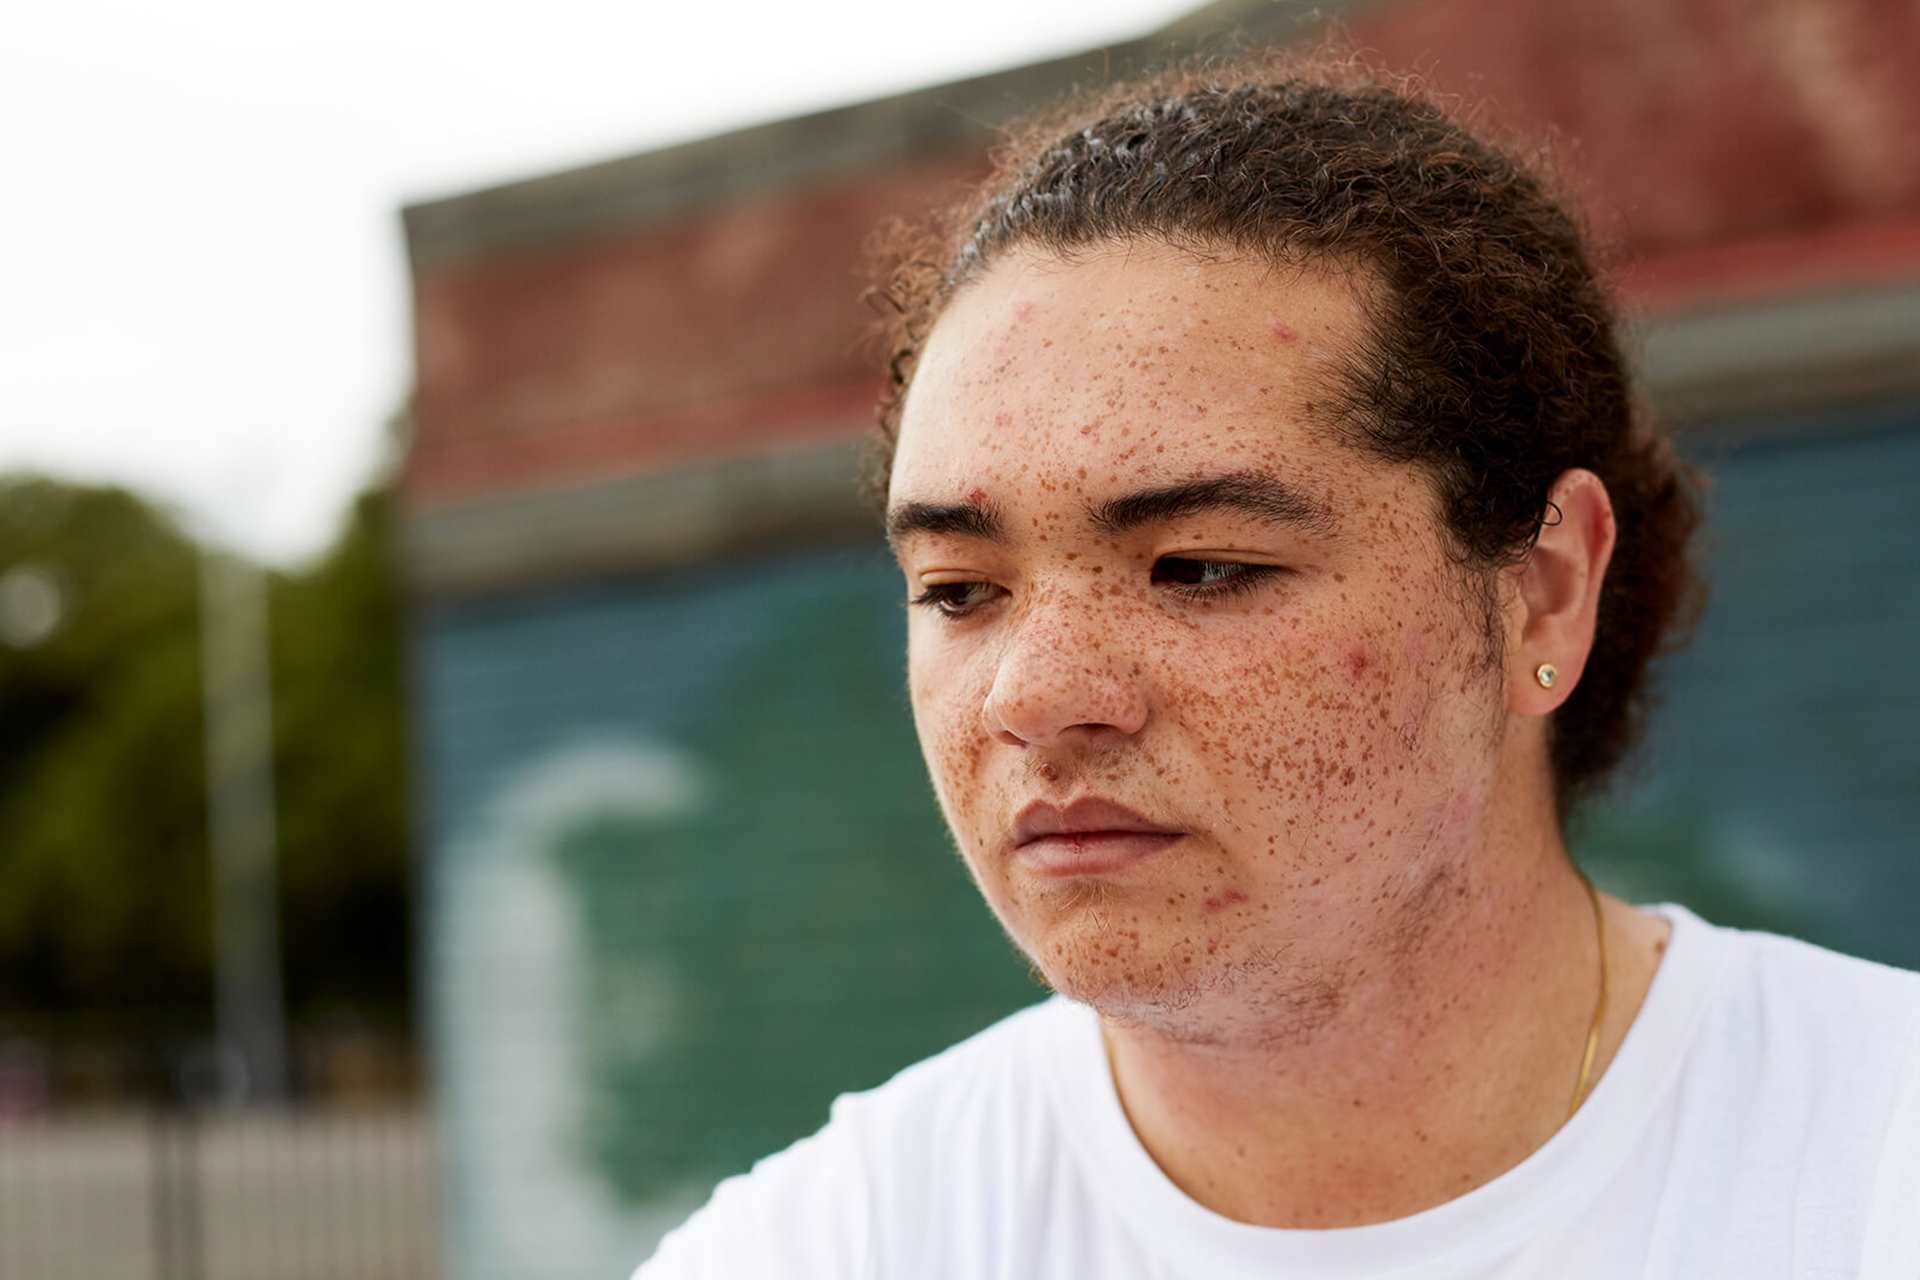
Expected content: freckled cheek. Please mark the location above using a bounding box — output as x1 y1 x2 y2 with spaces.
907 664 1029 918
1190 623 1431 820
907 650 994 813
1320 642 1494 853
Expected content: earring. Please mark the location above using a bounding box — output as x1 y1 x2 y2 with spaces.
1535 663 1558 689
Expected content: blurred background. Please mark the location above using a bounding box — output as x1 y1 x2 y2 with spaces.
2 0 1916 1276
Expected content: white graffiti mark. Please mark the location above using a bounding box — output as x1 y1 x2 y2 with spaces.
434 734 708 1279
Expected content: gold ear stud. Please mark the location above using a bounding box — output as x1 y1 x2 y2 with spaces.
1535 663 1558 689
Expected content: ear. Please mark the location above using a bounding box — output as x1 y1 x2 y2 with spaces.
1507 468 1617 717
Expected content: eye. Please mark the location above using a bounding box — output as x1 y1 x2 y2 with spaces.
1151 558 1283 598
910 581 1003 619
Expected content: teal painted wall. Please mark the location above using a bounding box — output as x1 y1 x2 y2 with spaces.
419 547 1040 1279
417 407 1920 1278
1576 410 1920 967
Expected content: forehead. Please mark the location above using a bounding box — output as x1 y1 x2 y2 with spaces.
891 243 1375 509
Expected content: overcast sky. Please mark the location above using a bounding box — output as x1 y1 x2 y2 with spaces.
1 0 1198 566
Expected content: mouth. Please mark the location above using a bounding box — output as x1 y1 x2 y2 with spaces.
1012 797 1186 877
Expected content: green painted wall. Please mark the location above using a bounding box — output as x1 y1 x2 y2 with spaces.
1576 410 1920 967
420 547 1040 1278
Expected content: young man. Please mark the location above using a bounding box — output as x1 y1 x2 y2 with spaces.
636 62 1920 1277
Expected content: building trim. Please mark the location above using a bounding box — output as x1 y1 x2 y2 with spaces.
1636 279 1920 431
402 436 876 599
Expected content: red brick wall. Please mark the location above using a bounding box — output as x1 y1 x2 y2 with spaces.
407 159 979 504
1347 0 1920 256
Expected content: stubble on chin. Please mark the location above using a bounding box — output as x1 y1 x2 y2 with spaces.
1011 890 1351 1050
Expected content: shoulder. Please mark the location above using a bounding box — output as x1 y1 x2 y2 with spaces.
1679 912 1920 1270
1684 909 1920 1102
632 996 1075 1280
1705 918 1920 1062
847 994 1074 1170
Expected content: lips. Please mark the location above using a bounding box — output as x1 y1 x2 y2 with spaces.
1011 798 1186 875
1014 797 1183 847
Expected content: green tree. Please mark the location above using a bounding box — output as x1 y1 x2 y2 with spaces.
0 477 210 1016
0 475 411 1044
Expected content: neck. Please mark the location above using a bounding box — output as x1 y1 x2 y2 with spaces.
1098 841 1667 1228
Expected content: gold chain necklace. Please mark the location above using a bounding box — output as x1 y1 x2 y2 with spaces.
1097 871 1613 1128
1568 870 1609 1118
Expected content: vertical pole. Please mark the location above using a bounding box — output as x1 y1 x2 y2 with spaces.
199 548 288 1103
150 1109 172 1280
177 1115 204 1280
150 1110 208 1280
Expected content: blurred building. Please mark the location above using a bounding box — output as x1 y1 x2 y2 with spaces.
400 1 1920 1275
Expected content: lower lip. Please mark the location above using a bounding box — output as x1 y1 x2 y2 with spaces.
1016 832 1185 876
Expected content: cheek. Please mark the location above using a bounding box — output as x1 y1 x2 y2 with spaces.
1308 610 1499 855
907 635 993 820
1171 604 1486 850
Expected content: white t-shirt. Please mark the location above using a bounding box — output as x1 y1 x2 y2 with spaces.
633 905 1920 1278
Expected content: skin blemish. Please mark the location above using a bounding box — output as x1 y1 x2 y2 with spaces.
966 487 989 507
1344 646 1373 680
1270 318 1298 343
1202 888 1250 914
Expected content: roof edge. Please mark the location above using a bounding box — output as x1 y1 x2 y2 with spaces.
400 1 1369 269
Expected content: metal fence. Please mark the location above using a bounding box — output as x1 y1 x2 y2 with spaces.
0 1106 437 1280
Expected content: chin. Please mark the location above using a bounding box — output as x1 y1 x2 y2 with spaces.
1020 906 1213 1022
1025 911 1350 1047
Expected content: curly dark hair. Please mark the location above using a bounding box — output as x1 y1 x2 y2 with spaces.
865 52 1706 823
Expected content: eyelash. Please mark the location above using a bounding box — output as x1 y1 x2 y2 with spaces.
910 559 1284 619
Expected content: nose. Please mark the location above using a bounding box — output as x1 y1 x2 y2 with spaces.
981 596 1150 748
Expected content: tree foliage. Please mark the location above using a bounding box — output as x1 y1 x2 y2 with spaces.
0 475 410 1034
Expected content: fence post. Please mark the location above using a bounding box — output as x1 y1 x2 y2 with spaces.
149 1109 206 1280
149 1108 172 1280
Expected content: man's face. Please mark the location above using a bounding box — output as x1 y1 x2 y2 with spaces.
889 243 1513 1042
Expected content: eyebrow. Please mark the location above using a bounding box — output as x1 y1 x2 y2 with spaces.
886 497 1006 545
1089 472 1339 538
886 470 1338 547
